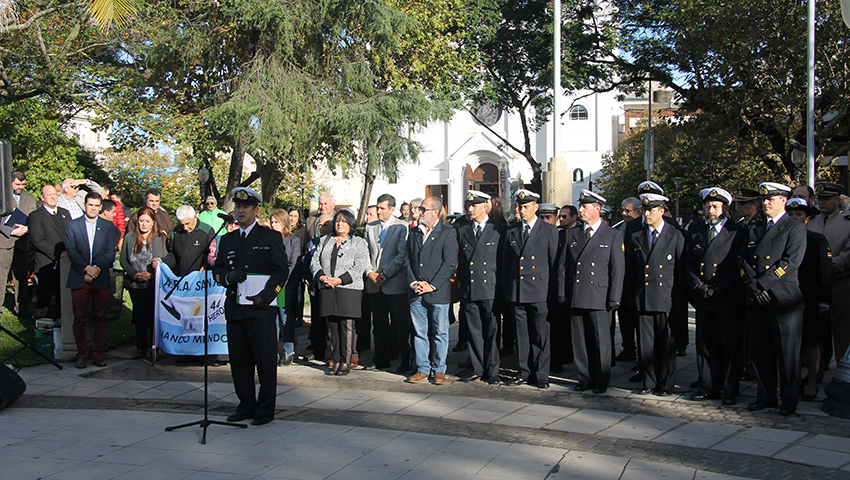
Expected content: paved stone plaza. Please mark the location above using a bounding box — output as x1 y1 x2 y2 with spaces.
3 313 850 480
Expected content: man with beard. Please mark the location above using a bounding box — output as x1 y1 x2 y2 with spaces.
686 188 746 405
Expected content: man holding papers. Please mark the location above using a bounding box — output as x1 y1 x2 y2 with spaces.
0 171 36 318
212 187 288 426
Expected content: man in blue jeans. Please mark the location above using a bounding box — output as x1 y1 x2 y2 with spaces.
405 197 458 384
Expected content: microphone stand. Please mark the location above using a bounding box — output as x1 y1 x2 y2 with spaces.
164 216 246 443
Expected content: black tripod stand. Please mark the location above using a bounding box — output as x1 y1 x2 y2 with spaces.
0 324 63 370
163 220 246 443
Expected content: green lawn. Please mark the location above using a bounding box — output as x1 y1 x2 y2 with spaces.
0 290 137 368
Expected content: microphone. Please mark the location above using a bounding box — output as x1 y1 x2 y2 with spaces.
217 212 235 223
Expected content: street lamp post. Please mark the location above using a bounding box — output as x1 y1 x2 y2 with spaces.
672 177 684 224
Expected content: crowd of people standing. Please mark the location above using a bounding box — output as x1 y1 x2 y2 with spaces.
9 168 850 423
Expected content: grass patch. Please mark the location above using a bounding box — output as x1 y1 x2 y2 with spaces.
0 289 136 368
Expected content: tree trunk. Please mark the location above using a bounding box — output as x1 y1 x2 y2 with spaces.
357 162 376 227
221 136 245 212
256 158 283 203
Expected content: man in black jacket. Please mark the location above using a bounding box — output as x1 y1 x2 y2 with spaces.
502 189 559 389
212 187 288 426
405 197 458 385
686 187 746 405
29 185 71 309
627 193 687 396
556 190 624 394
739 182 807 416
168 205 216 276
456 190 505 384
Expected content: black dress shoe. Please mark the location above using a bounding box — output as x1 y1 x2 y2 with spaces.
251 417 273 426
593 387 608 394
689 392 720 401
778 406 796 416
573 383 592 392
629 371 644 383
459 374 481 383
615 350 636 361
656 390 673 397
676 347 687 356
374 360 392 370
93 357 107 367
75 358 87 369
537 381 550 389
800 386 819 401
722 398 737 406
227 412 254 422
503 377 527 386
747 401 778 411
487 377 502 385
635 388 652 395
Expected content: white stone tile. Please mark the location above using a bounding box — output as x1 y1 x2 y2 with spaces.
463 399 526 413
493 412 559 429
513 404 576 418
799 433 850 454
597 414 684 441
325 463 410 480
772 445 850 469
443 407 509 424
544 409 630 435
711 437 787 457
732 427 807 444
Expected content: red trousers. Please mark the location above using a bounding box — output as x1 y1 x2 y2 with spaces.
71 283 110 359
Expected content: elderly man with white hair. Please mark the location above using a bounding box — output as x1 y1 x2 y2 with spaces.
57 178 104 220
165 205 216 276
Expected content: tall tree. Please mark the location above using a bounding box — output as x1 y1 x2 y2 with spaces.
461 0 619 191
615 0 850 181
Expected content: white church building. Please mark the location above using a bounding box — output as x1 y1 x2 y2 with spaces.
320 88 630 215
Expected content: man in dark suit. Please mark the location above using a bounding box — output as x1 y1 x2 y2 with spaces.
556 190 625 394
456 190 505 384
628 192 687 396
502 189 559 389
0 171 37 318
405 196 458 385
29 185 71 310
686 187 746 405
213 187 288 426
739 182 807 416
65 192 116 368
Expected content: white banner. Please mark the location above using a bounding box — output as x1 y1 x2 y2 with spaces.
154 263 229 355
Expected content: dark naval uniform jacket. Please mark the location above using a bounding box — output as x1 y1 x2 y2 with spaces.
503 220 559 304
457 220 506 302
213 224 288 320
557 222 625 310
627 223 687 313
738 214 806 309
685 219 746 312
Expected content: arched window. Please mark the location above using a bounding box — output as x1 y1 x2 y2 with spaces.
573 168 584 182
569 105 589 121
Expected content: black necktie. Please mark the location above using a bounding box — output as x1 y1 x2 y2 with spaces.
475 224 482 239
523 225 530 243
585 228 592 242
709 227 717 242
651 229 659 249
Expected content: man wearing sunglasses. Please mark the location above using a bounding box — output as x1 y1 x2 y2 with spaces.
198 196 226 233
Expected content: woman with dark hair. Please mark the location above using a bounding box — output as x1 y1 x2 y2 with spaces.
310 209 370 375
287 205 308 328
270 209 302 366
120 207 172 360
489 196 507 223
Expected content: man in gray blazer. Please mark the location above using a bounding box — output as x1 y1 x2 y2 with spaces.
365 193 411 371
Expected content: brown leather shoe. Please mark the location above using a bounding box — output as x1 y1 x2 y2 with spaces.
407 372 429 383
433 373 446 385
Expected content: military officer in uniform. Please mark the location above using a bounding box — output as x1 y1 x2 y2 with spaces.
556 190 624 393
735 188 763 226
213 187 288 425
808 182 850 364
627 192 687 396
686 187 746 405
456 190 505 384
739 182 806 416
502 189 559 388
